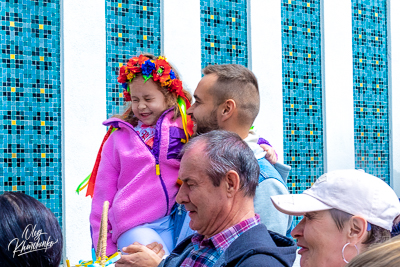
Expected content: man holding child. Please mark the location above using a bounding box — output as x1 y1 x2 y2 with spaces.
116 64 295 267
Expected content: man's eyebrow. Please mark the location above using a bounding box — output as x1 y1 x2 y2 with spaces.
180 177 194 183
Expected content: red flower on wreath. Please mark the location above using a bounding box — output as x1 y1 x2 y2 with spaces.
118 65 127 83
126 57 141 74
169 79 183 97
138 54 150 66
123 90 131 101
153 58 172 83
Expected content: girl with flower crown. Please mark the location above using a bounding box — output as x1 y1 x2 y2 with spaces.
89 54 193 256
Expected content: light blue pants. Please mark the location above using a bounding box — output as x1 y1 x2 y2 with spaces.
117 215 174 255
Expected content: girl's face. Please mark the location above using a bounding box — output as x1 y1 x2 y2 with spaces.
129 77 168 126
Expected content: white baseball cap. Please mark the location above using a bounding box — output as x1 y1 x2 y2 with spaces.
271 169 400 230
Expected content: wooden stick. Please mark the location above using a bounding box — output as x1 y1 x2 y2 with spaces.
96 211 104 259
100 201 109 267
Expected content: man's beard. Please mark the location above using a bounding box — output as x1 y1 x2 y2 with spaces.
192 108 220 136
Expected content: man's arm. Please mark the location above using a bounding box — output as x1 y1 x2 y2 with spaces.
254 179 290 236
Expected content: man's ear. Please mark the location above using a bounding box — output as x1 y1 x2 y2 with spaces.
224 170 240 197
220 99 236 122
347 215 369 245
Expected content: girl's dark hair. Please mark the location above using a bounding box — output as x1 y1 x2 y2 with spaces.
117 53 192 126
0 192 63 267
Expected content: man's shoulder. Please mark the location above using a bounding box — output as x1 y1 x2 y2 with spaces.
223 224 297 267
257 157 285 183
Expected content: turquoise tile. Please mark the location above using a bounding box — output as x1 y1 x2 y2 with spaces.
352 0 389 183
201 0 248 68
0 0 62 226
106 0 161 118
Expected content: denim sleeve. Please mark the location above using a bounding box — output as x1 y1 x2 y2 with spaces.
254 178 290 236
170 204 196 246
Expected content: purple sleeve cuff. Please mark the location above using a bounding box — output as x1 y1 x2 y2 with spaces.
257 137 278 161
257 137 272 147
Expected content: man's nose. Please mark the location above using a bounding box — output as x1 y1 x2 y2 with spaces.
187 105 193 115
176 185 189 204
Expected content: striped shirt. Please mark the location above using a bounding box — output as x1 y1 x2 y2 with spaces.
181 215 260 267
134 120 155 148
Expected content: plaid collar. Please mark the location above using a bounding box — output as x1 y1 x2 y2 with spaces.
191 214 260 254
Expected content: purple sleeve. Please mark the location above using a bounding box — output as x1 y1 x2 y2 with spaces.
257 137 272 147
257 137 278 161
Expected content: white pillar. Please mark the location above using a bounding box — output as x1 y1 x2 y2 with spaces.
163 0 201 94
251 0 284 159
390 0 400 195
323 0 355 171
63 0 107 263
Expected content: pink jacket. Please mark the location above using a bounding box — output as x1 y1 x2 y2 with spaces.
90 108 186 255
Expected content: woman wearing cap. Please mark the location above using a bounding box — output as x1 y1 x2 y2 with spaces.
271 169 400 267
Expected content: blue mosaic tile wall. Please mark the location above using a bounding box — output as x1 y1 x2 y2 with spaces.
281 0 324 200
352 0 389 183
0 0 62 225
200 0 247 68
106 0 161 118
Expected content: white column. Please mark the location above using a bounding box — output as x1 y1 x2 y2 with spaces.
251 0 284 159
163 0 201 94
323 0 355 171
390 0 400 195
63 0 107 263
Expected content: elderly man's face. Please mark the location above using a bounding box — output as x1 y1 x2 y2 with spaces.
176 144 229 238
187 74 220 135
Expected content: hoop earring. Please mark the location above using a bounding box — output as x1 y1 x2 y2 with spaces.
342 242 359 263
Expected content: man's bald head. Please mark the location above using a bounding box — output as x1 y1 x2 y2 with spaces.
202 64 260 127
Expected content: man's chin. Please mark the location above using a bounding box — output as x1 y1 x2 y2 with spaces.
188 219 197 230
191 125 198 136
193 126 220 137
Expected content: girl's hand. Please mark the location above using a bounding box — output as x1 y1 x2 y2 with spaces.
260 144 277 165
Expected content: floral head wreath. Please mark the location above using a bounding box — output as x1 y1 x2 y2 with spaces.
117 55 190 107
117 54 193 138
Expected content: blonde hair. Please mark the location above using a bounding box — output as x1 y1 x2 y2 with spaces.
346 235 400 267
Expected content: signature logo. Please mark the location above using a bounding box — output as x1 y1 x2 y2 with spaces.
8 224 59 257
